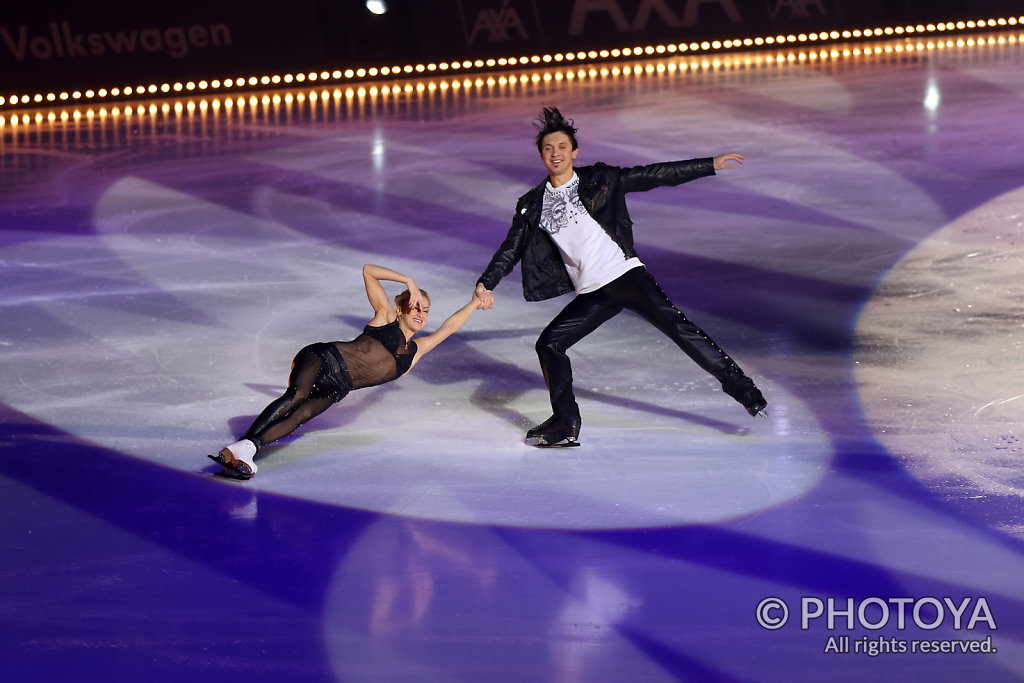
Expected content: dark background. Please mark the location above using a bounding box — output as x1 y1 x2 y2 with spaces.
2 0 1020 94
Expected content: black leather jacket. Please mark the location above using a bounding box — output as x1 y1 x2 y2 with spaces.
478 158 716 301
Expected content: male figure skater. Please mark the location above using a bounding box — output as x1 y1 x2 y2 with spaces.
475 107 766 447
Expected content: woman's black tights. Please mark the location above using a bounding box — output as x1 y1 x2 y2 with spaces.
243 346 343 450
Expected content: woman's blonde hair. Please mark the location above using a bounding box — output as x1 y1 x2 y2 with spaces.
395 289 429 312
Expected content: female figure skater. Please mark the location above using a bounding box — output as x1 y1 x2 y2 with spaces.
208 263 483 479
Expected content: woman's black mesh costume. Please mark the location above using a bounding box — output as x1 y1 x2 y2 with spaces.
243 320 416 450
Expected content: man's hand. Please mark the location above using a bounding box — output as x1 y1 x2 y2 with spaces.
713 153 744 170
475 282 495 310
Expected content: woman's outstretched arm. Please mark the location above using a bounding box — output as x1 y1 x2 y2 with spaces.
408 294 483 368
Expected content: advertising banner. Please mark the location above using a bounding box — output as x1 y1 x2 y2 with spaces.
408 0 894 60
2 0 1020 97
0 0 327 91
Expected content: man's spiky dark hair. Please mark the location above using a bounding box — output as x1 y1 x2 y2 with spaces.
534 107 579 152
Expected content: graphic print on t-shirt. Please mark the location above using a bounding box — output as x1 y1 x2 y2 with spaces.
540 175 585 234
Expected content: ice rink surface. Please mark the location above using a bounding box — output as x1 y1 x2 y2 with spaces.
2 30 1024 682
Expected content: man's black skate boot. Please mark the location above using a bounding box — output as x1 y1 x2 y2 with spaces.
526 415 582 448
721 374 768 418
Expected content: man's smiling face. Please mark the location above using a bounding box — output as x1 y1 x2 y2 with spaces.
539 131 578 185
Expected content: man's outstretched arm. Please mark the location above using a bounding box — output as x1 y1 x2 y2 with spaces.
475 204 531 310
714 152 744 170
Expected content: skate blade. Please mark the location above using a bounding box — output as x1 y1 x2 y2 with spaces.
526 436 581 448
213 468 253 481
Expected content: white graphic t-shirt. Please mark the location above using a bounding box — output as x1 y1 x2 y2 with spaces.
540 173 642 293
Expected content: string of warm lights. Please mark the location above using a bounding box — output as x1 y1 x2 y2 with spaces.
1 14 1020 115
1 23 1021 132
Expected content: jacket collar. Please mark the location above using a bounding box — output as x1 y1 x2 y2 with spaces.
533 165 594 195
527 165 598 219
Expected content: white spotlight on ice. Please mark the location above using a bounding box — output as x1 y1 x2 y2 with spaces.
366 0 387 14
